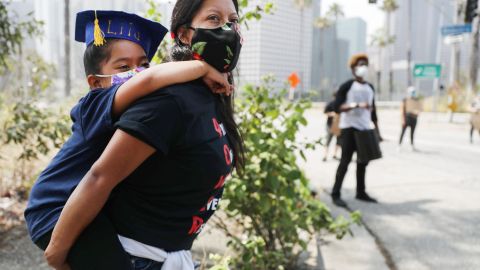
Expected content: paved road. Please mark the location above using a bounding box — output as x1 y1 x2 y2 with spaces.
300 107 480 270
1 108 478 270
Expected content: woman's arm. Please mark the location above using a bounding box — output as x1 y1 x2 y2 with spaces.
113 60 230 116
44 130 155 269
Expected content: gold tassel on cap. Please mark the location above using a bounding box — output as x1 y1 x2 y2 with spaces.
93 10 105 46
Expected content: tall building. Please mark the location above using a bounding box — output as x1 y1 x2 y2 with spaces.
238 0 318 95
311 17 367 100
390 0 471 100
17 0 321 99
336 18 367 84
33 0 149 89
337 18 367 61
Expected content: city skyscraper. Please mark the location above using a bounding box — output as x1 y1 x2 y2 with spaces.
336 18 367 84
33 0 149 87
311 17 367 100
390 0 471 99
238 0 318 95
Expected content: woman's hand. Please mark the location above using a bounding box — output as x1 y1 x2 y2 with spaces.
203 65 233 96
44 243 71 270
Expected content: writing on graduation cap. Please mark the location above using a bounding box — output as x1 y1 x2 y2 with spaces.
105 20 141 41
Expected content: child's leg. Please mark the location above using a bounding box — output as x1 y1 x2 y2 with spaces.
324 132 334 160
35 211 132 270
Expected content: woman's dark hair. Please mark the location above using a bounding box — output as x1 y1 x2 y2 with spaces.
83 38 120 76
170 0 245 174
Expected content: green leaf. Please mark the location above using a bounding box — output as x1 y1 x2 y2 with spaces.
192 42 207 55
226 46 233 58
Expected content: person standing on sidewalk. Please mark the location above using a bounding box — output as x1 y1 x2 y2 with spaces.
331 54 379 207
470 94 480 143
399 86 422 150
323 92 341 162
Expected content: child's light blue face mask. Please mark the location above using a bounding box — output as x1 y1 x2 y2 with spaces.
95 66 146 86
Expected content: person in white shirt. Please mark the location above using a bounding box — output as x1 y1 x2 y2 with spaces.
330 54 379 207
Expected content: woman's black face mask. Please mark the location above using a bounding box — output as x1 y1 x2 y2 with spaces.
188 22 243 72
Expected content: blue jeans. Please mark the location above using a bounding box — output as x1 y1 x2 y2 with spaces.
130 256 164 270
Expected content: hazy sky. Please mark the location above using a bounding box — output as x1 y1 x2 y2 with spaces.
321 0 385 40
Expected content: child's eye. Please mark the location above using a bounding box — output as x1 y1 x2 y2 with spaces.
141 62 150 68
230 18 239 24
118 65 130 71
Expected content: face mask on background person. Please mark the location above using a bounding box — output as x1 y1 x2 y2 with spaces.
188 22 242 72
95 66 147 86
354 65 369 78
407 86 417 98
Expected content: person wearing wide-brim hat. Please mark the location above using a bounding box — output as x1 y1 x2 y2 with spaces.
330 53 381 207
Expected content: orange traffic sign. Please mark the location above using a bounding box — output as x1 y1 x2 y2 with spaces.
288 72 300 89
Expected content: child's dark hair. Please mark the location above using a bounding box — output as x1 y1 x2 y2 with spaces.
170 0 245 174
83 38 120 76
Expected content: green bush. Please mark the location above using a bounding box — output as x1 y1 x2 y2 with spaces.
3 102 71 161
216 76 360 270
0 1 43 67
0 52 71 191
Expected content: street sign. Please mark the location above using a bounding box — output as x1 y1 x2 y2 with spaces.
288 72 300 89
413 64 442 79
444 34 466 45
441 24 472 36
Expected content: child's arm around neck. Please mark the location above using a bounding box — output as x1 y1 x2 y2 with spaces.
112 60 228 117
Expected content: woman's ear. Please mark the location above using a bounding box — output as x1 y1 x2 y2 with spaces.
87 75 103 90
177 26 192 46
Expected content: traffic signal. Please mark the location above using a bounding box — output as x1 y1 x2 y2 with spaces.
466 0 478 23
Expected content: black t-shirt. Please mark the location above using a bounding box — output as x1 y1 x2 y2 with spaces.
107 80 234 251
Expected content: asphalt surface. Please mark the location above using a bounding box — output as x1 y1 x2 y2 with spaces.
1 108 478 270
301 108 480 270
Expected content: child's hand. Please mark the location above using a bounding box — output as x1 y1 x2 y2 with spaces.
203 66 233 96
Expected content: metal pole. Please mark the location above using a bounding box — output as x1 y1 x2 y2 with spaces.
407 0 413 87
468 1 480 98
387 10 394 100
64 0 71 97
451 0 462 86
433 6 445 113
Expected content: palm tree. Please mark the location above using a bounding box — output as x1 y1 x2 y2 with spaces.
380 0 398 100
312 3 344 92
314 16 332 29
326 3 344 88
370 28 396 98
326 3 345 21
293 0 313 98
293 0 312 8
